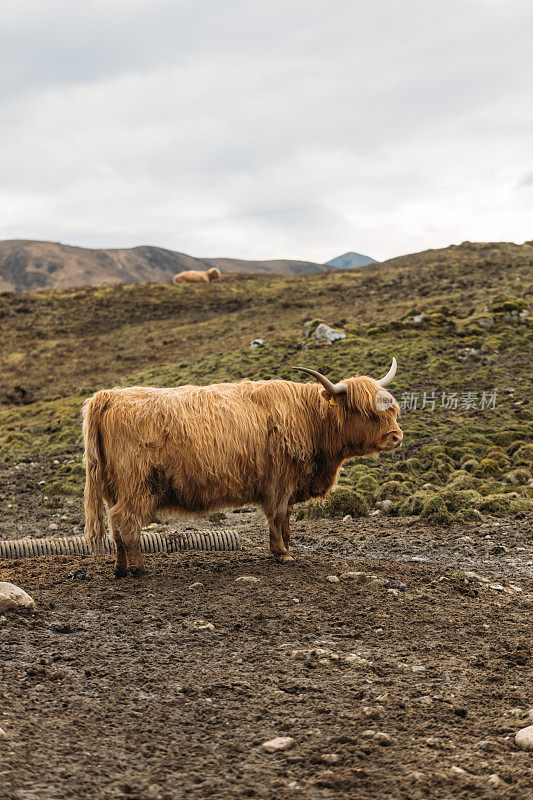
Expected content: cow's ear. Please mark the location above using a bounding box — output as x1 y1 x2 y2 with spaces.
320 388 340 405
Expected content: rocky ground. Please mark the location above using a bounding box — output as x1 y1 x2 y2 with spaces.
1 509 532 800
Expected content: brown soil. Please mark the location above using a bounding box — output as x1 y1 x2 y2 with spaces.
1 512 532 800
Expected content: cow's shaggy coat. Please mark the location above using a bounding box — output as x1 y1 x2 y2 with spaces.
83 376 401 576
173 268 221 284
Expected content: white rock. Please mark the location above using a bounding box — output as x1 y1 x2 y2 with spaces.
342 514 352 523
48 523 59 531
262 736 296 752
528 709 533 721
0 583 35 613
487 774 501 788
235 576 259 583
315 323 346 344
515 725 533 751
320 753 339 764
326 575 340 583
0 727 7 737
376 499 393 512
249 338 265 350
188 582 204 589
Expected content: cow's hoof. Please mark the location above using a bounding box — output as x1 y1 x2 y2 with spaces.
129 567 146 578
274 554 295 564
113 566 128 578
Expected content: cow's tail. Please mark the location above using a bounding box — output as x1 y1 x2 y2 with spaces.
82 392 110 552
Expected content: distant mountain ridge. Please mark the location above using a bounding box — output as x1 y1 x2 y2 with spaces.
0 240 330 293
325 251 376 269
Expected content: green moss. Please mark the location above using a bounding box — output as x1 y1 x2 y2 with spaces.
307 487 369 518
399 490 438 516
441 488 483 511
504 468 531 486
479 494 514 514
489 296 528 313
355 475 379 494
461 459 480 474
377 480 414 499
512 444 533 466
420 496 454 525
476 458 503 477
457 507 482 521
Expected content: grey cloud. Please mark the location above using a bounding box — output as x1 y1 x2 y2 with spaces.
1 0 532 261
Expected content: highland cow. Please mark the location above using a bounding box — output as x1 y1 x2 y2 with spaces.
173 267 221 284
83 360 402 576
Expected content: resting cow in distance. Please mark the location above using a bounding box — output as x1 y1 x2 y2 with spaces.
83 359 402 577
173 268 221 284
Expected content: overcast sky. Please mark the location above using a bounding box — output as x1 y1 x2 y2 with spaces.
1 0 532 262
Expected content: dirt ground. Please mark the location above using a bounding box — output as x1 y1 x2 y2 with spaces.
1 510 532 800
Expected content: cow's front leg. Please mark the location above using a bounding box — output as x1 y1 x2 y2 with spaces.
281 509 292 551
268 514 294 564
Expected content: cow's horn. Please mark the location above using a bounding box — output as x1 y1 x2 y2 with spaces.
376 357 397 388
292 367 347 395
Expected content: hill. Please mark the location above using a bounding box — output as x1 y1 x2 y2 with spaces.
0 240 531 532
0 239 328 293
325 251 376 269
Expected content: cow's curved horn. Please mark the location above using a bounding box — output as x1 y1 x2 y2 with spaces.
292 367 347 395
376 357 397 388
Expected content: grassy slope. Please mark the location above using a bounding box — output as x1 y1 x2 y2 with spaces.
1 241 532 524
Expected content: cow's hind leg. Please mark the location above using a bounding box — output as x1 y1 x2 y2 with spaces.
108 503 146 577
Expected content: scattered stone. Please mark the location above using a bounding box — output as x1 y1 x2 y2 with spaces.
340 571 365 581
464 571 490 583
362 705 385 718
376 499 393 512
450 766 467 776
515 725 533 751
369 510 381 517
411 665 426 673
477 317 494 329
194 622 215 631
67 568 90 581
384 579 407 591
326 575 340 583
487 774 502 788
0 727 7 738
488 544 507 554
374 732 393 746
249 338 265 350
320 753 339 765
314 323 346 344
342 514 352 523
235 576 260 583
0 583 35 613
188 582 204 589
48 523 59 531
262 736 296 752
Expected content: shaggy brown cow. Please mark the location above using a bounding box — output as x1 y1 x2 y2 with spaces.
83 360 402 576
173 267 221 284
